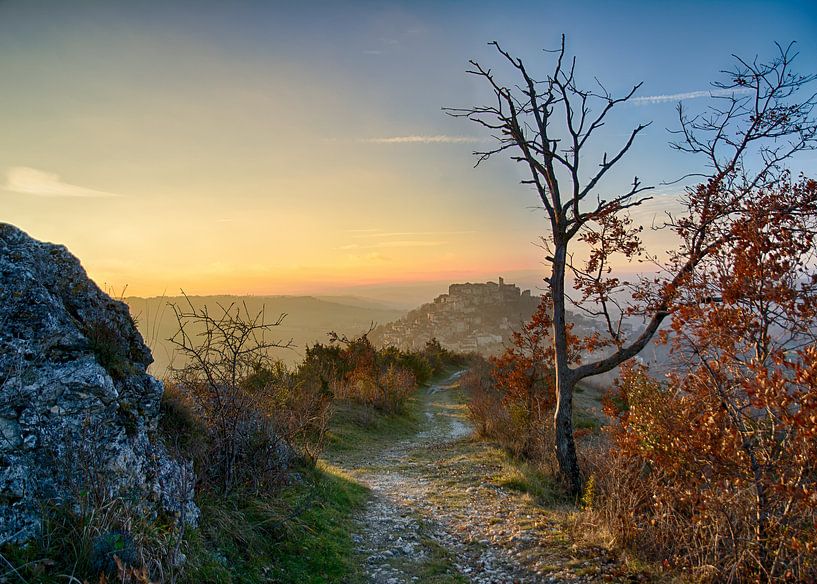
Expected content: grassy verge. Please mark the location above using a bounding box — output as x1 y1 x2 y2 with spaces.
325 397 421 459
186 375 451 583
191 466 364 583
188 372 472 582
0 464 368 584
324 367 462 461
490 454 564 506
2 373 460 583
181 464 368 583
179 383 438 584
182 372 460 584
263 464 367 583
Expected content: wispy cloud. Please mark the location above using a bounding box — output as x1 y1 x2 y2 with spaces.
626 194 685 223
631 87 753 106
353 230 475 239
361 135 486 144
4 166 123 198
376 240 447 248
340 240 447 250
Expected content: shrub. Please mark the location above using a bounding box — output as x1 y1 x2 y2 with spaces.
167 296 318 496
303 333 419 414
583 181 817 582
465 298 562 466
462 356 506 438
245 361 332 465
586 362 817 582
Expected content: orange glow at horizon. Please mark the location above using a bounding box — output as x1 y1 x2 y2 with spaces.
0 0 697 301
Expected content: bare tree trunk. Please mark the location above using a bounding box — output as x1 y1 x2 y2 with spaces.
554 370 580 495
551 243 582 495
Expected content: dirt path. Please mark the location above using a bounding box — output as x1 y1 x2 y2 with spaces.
326 371 635 584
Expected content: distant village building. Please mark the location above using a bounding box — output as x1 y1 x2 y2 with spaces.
371 277 540 355
370 276 612 359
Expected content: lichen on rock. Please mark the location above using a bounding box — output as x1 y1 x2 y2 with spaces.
0 223 197 544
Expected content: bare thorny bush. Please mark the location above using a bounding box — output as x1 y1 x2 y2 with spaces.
167 294 330 496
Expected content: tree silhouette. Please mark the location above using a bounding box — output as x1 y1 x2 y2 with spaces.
447 37 817 494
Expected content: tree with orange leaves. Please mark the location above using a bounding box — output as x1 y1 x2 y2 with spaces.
487 295 600 461
449 38 817 495
607 176 817 581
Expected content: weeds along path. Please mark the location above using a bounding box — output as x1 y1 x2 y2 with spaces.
324 371 631 584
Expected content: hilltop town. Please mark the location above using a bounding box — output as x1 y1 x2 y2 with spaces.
370 277 540 354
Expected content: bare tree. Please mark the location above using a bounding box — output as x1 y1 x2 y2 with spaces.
447 37 817 495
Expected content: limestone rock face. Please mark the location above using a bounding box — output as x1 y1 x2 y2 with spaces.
0 223 197 544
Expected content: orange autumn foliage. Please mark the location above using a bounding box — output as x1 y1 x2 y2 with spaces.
468 295 599 463
600 177 817 582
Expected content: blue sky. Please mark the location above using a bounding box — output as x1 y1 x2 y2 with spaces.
1 0 815 299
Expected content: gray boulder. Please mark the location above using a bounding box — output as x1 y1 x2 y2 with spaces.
0 223 197 544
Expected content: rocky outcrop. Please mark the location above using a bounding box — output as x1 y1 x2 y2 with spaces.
0 223 197 544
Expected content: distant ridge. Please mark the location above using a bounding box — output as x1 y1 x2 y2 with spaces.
314 295 409 311
124 295 406 376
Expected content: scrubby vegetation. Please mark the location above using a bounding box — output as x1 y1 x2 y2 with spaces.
462 177 817 582
1 295 464 583
303 334 463 413
465 296 597 473
577 178 817 582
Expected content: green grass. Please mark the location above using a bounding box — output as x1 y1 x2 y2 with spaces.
2 370 464 583
183 464 368 583
490 454 565 506
259 464 368 583
181 372 462 583
0 464 368 584
573 412 600 431
325 396 421 458
183 376 455 583
1 498 178 583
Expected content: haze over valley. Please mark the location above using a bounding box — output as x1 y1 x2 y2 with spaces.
126 294 406 375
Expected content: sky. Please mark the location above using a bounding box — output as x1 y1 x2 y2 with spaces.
1 0 816 301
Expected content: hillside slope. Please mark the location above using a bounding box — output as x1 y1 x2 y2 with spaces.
125 295 405 376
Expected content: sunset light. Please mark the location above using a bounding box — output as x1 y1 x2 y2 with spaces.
2 2 816 581
4 2 812 300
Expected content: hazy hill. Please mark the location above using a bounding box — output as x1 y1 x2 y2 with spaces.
369 278 541 355
124 295 405 377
